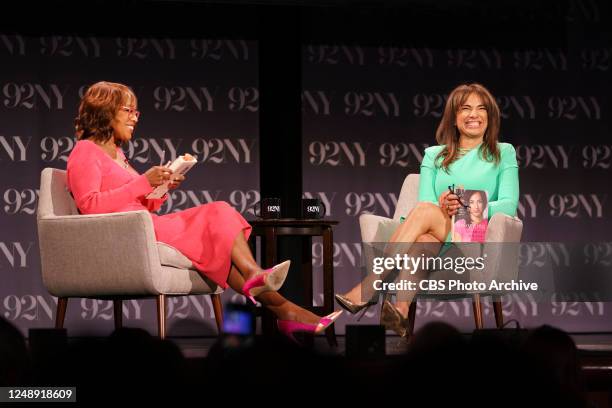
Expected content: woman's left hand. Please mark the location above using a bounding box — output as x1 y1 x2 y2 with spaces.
168 173 186 190
438 191 460 217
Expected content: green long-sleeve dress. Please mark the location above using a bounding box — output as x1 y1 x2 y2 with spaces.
418 142 520 242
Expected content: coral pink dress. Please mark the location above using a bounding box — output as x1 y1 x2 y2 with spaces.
66 140 251 288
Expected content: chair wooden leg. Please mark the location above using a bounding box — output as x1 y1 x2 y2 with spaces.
407 301 417 337
472 293 483 329
113 299 123 330
211 293 223 334
156 294 166 339
55 297 68 329
493 296 504 329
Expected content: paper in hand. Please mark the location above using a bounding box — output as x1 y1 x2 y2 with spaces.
146 154 198 199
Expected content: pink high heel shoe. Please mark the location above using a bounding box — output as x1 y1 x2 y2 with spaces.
277 310 343 344
241 260 291 304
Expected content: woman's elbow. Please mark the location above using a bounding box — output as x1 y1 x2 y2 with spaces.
500 201 519 218
508 203 518 217
76 197 110 214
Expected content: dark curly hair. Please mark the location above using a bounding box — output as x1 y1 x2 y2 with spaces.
74 81 136 144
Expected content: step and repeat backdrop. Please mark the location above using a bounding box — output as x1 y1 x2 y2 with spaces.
302 44 612 333
1 33 611 337
0 35 259 336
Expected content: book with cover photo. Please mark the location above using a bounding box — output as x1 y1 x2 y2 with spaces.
451 187 489 243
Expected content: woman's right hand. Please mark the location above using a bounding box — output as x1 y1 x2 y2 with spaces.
144 166 173 187
438 191 460 217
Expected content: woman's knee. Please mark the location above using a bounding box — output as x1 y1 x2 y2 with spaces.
409 202 443 221
415 233 441 256
413 201 439 214
410 204 448 239
416 233 439 243
207 201 235 216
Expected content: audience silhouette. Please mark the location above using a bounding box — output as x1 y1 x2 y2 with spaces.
0 316 599 406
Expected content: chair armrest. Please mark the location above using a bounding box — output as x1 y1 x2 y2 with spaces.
476 213 524 284
485 213 523 243
359 214 399 243
37 210 163 297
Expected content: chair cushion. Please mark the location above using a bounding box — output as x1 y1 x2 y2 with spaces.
156 243 224 294
157 266 222 295
373 218 400 242
157 242 194 269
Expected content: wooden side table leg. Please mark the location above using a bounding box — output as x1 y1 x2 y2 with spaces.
302 236 313 307
248 234 258 264
248 229 264 336
323 226 337 347
264 227 277 267
262 227 278 335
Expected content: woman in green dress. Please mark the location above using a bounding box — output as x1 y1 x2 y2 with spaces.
335 83 519 337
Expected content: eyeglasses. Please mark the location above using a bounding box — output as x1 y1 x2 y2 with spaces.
448 184 470 209
120 106 140 119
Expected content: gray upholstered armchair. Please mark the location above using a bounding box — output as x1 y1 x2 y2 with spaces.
36 168 224 338
359 174 523 335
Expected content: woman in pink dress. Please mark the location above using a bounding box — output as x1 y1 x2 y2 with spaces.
66 81 341 342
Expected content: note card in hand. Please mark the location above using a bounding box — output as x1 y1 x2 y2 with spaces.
146 154 198 199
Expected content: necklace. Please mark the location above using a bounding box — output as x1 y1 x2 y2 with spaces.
117 157 129 168
457 143 481 158
459 141 482 151
114 153 129 169
94 141 128 168
457 146 475 158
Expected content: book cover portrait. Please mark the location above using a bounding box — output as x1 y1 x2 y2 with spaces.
452 188 489 243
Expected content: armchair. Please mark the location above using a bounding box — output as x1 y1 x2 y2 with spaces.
36 168 224 338
359 174 523 335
